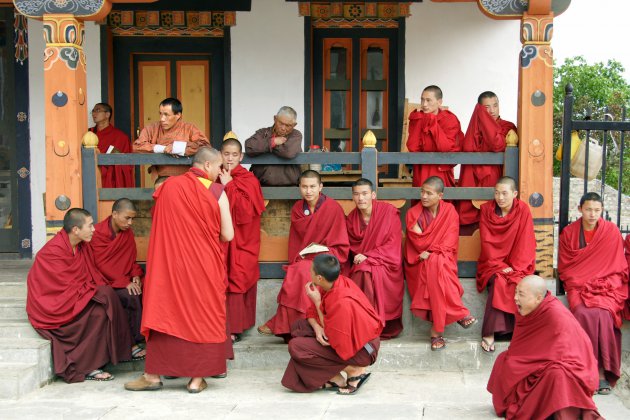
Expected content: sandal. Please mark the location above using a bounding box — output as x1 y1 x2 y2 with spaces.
598 379 612 395
131 346 146 361
481 338 495 353
187 378 208 394
85 369 114 381
457 315 478 329
231 334 241 344
337 373 371 395
431 336 446 351
321 380 343 391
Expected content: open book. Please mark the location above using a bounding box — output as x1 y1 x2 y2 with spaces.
299 242 329 258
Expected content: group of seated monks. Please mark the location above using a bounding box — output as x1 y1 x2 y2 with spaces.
24 89 630 416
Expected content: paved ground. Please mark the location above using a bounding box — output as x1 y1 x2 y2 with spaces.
2 368 629 419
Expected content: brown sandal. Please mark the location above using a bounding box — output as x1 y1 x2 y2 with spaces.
431 336 446 351
457 315 477 329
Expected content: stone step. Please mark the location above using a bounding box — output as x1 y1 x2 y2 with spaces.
0 362 40 400
0 298 27 320
0 338 51 365
0 282 28 298
0 319 40 339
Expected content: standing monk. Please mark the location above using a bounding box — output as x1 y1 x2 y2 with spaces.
488 276 602 420
125 147 234 393
217 136 265 342
90 198 146 354
282 254 382 394
245 106 303 186
458 92 517 225
344 178 404 339
27 208 133 383
558 192 628 395
406 85 463 190
477 177 535 353
404 177 477 351
257 170 349 339
133 97 209 178
89 103 134 188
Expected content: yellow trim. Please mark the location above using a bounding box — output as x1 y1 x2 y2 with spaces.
196 177 212 189
46 43 84 49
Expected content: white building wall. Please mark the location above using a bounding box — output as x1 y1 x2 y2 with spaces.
28 20 102 254
406 2 521 130
231 0 305 146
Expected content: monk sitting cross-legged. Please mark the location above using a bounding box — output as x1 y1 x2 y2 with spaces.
217 136 265 343
281 254 382 394
404 176 477 351
344 178 404 339
90 198 146 358
476 176 536 353
488 275 602 420
258 170 349 340
27 208 133 383
558 192 629 396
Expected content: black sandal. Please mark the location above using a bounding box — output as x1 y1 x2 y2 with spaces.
598 379 612 395
337 372 371 395
321 380 342 391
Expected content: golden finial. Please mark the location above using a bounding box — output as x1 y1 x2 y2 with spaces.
82 131 99 148
223 131 238 141
362 130 377 148
505 129 519 147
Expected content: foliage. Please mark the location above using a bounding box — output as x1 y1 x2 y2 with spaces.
553 56 630 194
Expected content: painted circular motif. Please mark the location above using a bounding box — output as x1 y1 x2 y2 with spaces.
52 91 68 107
529 192 544 208
528 138 544 157
531 90 546 107
55 195 71 211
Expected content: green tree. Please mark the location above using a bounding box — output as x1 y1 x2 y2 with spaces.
553 56 630 193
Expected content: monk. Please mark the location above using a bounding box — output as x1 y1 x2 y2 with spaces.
406 85 463 190
558 192 628 395
458 92 517 225
217 136 265 342
344 178 404 339
404 176 477 351
125 147 234 393
90 198 145 353
624 235 630 320
133 97 209 177
89 102 134 188
257 170 349 339
476 176 535 353
281 254 382 394
488 275 602 420
26 208 133 383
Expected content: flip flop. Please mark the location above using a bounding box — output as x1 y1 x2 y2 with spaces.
481 338 495 353
431 336 446 351
131 346 146 361
337 373 371 395
457 316 478 329
85 369 114 382
321 380 342 391
598 379 612 395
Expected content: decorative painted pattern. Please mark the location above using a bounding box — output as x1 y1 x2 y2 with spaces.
21 238 31 249
17 112 28 122
298 2 411 19
13 12 28 65
17 167 30 178
43 16 85 71
534 224 554 278
479 0 570 18
14 0 109 19
109 10 235 37
312 18 398 29
521 15 553 43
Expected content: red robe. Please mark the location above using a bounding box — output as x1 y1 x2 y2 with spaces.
487 293 600 420
344 201 404 331
90 217 144 289
266 195 350 335
624 234 630 320
403 202 469 332
476 199 536 314
218 164 265 334
406 109 463 188
141 168 227 344
558 218 628 328
90 125 134 188
458 104 516 224
27 230 107 329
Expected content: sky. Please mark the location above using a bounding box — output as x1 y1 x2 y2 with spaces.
553 0 630 81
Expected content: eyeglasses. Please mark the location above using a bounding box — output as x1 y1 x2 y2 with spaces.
92 109 107 113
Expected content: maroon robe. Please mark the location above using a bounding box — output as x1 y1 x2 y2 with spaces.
477 199 536 337
282 275 382 392
558 218 628 386
406 109 463 189
26 230 132 382
90 216 145 343
404 202 470 333
344 200 404 339
90 125 134 188
265 195 350 336
458 104 516 225
218 164 265 335
488 293 601 420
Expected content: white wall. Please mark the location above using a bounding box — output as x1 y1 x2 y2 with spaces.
28 20 102 254
231 0 305 145
406 2 521 130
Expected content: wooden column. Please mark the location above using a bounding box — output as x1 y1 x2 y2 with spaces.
517 9 555 277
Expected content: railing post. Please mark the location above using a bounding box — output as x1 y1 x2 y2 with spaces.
81 132 99 219
361 130 378 190
504 127 519 181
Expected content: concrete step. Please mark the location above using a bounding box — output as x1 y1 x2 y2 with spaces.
0 362 40 400
0 298 27 320
0 319 41 339
0 282 28 298
0 338 51 365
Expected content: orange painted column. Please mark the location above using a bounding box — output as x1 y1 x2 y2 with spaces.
42 14 88 236
516 12 555 277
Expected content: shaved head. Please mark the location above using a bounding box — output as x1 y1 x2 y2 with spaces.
63 208 91 233
521 275 547 298
422 176 444 193
515 275 547 316
112 198 137 213
193 146 221 166
221 138 242 153
496 176 517 192
299 169 322 185
422 85 443 100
